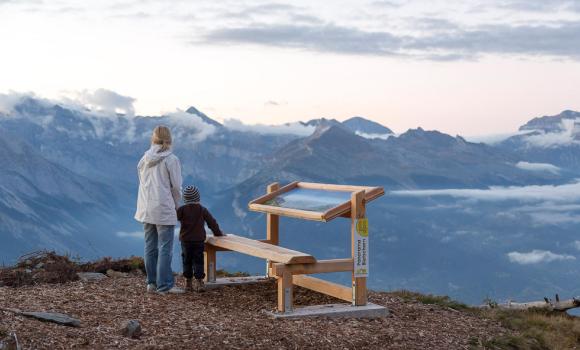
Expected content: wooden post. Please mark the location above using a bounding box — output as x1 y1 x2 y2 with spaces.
277 271 293 313
351 190 368 306
204 247 216 283
266 182 280 277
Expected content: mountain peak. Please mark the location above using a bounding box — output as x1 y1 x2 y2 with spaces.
519 110 580 133
185 106 222 127
342 116 393 136
300 117 341 128
396 128 462 147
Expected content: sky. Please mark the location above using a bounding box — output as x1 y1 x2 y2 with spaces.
1 0 579 136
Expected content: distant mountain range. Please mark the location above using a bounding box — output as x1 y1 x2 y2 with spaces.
499 110 580 171
1 95 579 304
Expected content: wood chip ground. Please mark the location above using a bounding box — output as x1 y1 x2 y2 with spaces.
0 276 510 349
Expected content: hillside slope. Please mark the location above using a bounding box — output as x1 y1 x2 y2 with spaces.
0 132 136 260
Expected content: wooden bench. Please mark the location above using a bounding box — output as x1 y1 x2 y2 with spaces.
206 234 315 264
204 234 318 312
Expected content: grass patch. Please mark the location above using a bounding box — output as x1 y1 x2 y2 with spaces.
391 290 470 311
479 308 580 350
479 333 546 350
393 290 580 349
80 256 145 274
0 251 146 287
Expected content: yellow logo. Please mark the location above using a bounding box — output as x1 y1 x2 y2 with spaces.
356 218 368 237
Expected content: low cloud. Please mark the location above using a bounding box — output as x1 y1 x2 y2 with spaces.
516 161 560 174
223 118 315 136
355 131 393 140
1 91 216 144
71 88 136 117
165 110 217 143
529 212 580 225
392 181 580 203
116 231 143 239
524 118 580 147
507 250 575 265
0 91 29 114
516 203 580 212
464 130 533 144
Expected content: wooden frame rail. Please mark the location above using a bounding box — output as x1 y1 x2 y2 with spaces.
271 259 353 276
248 181 384 222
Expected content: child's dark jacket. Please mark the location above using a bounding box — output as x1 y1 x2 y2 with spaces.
177 203 223 241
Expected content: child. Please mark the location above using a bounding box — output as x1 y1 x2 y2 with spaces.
177 186 225 292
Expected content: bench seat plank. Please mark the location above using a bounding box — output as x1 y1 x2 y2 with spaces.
206 234 316 264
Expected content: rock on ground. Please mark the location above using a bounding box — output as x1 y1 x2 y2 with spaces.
120 320 141 338
76 273 107 282
106 270 128 278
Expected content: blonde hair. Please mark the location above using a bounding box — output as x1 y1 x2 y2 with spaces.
151 125 172 152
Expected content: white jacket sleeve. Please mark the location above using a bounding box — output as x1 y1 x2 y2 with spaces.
167 156 183 209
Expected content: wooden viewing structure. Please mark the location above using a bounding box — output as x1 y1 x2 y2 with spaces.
204 181 384 313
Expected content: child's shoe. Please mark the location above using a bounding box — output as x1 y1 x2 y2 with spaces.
195 279 205 292
185 278 193 292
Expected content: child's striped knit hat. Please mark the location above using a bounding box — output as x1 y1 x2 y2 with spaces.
183 186 200 204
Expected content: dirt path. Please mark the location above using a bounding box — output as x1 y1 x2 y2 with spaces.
0 276 509 349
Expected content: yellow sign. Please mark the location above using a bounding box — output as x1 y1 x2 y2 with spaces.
354 218 369 277
356 218 368 237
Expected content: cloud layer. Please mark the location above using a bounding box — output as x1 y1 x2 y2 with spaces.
355 131 393 140
223 118 315 136
1 91 218 144
165 110 217 143
4 0 580 63
116 231 143 239
515 161 560 174
205 20 580 60
524 118 580 148
392 181 580 203
507 250 575 265
72 88 136 117
198 2 580 61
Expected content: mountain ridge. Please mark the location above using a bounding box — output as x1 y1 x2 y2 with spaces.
1 95 580 306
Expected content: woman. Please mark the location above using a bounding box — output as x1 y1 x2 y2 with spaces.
135 125 183 294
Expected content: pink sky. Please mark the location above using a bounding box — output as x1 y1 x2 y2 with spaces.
1 0 579 136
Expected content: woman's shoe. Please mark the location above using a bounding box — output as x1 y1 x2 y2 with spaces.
147 284 156 293
157 287 185 295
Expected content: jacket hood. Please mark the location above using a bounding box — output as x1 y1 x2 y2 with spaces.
143 144 172 168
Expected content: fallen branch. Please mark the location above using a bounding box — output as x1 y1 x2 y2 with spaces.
481 294 580 312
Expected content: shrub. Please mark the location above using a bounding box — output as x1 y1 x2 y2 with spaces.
392 290 470 311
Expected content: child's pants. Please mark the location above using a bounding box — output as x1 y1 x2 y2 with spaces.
181 241 206 280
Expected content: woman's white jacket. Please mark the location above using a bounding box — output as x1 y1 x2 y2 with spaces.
134 145 182 226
